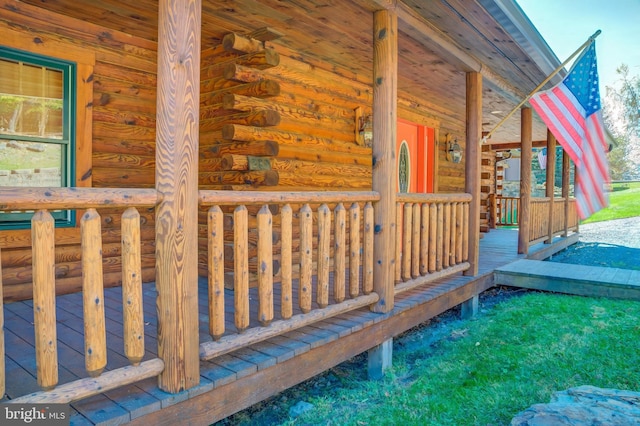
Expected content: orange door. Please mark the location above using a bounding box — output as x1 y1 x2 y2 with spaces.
396 119 434 193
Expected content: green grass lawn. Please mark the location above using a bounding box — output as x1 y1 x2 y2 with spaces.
289 293 640 426
582 181 640 224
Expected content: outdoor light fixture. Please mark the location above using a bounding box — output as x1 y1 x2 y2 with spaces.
445 136 463 164
358 114 373 147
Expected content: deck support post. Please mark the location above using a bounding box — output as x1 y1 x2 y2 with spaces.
518 107 533 254
368 338 393 380
545 130 556 244
371 9 398 313
463 72 482 276
155 0 202 393
561 150 571 237
460 295 479 319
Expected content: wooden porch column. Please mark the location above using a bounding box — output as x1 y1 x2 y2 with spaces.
545 130 556 244
518 107 533 254
463 72 482 276
155 0 201 393
562 149 571 237
371 9 397 314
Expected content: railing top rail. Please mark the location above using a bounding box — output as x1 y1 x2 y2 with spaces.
0 187 160 210
396 192 472 203
199 190 380 206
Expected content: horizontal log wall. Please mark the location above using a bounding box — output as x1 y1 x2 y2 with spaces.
0 3 158 301
480 147 495 232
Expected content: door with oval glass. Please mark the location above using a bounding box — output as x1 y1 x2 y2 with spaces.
396 118 435 193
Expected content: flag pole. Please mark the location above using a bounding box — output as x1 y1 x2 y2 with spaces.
482 29 602 143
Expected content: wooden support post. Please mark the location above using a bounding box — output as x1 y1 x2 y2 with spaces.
257 205 274 326
349 203 361 298
460 295 479 319
300 204 313 314
208 206 225 340
121 208 144 365
280 205 293 318
562 149 571 237
371 9 398 313
518 107 533 254
155 0 201 393
464 72 482 276
363 202 374 295
546 130 557 244
32 210 58 390
368 338 393 380
234 206 249 332
333 204 347 299
317 204 331 308
81 209 107 377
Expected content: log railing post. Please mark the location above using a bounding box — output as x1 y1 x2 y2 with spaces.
280 205 293 318
545 130 556 243
81 209 107 377
333 203 347 301
464 71 482 276
349 203 361 299
518 107 533 254
122 208 144 365
31 210 58 390
208 206 225 340
257 205 274 325
155 0 201 392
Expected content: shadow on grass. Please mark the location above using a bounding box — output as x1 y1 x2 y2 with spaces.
548 242 640 270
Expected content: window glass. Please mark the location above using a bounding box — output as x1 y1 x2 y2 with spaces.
0 48 75 228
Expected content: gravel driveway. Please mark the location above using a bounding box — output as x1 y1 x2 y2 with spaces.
547 216 640 270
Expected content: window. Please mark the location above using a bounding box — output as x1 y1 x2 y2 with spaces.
0 47 76 228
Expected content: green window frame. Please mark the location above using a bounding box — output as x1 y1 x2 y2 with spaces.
0 46 76 229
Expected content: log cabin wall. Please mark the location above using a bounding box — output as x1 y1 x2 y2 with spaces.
480 146 496 232
0 3 158 301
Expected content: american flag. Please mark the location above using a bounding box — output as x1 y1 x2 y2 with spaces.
529 41 610 219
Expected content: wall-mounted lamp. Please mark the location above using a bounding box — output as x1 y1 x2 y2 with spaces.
445 134 463 164
354 107 373 147
359 114 373 147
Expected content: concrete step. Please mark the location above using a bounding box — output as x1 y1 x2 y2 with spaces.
494 259 640 300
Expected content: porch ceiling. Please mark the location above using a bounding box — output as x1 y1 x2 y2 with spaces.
20 0 560 144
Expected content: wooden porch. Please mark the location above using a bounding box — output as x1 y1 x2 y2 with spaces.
3 227 575 425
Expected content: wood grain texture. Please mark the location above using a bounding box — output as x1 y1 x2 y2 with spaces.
208 206 225 340
234 206 249 332
257 205 274 326
316 204 331 308
299 204 313 314
371 9 397 313
464 72 482 276
154 0 201 393
31 210 58 390
81 209 107 377
518 108 532 255
121 208 145 365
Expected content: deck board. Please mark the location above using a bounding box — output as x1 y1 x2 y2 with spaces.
495 259 640 300
2 228 576 425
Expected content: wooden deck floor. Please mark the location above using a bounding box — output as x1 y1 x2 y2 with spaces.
2 228 573 425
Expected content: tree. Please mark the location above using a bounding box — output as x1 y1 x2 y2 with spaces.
603 64 640 180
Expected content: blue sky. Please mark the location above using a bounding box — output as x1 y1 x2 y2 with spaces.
517 0 640 90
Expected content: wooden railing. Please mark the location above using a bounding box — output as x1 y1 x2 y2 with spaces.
529 197 579 244
495 196 519 226
394 193 472 294
197 190 380 361
0 187 164 403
